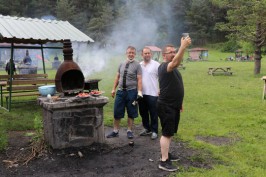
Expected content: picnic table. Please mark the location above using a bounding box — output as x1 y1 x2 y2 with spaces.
208 67 233 76
262 76 266 99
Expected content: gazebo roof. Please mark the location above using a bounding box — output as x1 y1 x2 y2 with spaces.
0 15 94 44
145 46 162 52
189 47 208 51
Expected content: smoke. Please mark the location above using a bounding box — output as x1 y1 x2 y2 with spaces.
74 43 108 78
41 15 56 20
107 0 176 52
108 3 159 53
76 0 175 78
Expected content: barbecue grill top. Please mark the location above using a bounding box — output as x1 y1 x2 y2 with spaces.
85 79 102 83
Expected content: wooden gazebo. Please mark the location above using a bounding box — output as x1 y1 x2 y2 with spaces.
188 48 208 61
0 15 94 75
0 15 94 111
145 46 162 61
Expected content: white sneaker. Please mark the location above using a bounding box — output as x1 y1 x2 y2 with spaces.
139 129 152 136
151 132 158 140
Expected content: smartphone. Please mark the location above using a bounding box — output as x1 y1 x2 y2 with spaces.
182 33 189 39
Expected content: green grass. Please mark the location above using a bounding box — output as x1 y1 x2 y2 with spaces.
178 60 266 176
0 49 266 176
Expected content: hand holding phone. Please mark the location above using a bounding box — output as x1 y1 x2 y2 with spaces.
182 33 189 39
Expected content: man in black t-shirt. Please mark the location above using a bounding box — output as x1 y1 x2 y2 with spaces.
157 37 191 172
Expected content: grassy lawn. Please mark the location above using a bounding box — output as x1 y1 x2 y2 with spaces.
0 49 265 176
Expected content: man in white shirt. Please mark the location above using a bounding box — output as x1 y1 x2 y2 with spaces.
139 47 160 139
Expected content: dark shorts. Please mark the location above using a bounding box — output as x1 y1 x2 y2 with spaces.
114 89 138 119
157 101 180 137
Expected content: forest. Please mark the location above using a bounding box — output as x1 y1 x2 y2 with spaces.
0 0 226 46
0 0 266 73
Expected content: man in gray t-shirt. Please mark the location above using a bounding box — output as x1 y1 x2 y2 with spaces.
106 46 142 139
117 60 141 90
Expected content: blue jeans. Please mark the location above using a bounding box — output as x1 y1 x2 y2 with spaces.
114 89 138 119
138 95 158 133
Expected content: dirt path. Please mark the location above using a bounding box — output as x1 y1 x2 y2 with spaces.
0 125 214 177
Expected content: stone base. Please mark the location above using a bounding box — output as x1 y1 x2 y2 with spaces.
38 96 108 149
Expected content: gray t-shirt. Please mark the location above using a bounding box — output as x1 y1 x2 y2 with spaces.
118 60 142 90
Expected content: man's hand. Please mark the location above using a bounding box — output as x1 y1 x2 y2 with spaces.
132 91 143 106
180 105 184 112
111 89 116 98
137 90 143 100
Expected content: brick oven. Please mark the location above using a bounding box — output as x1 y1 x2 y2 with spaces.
38 40 108 149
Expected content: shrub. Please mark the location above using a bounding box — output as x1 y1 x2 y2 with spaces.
220 40 240 52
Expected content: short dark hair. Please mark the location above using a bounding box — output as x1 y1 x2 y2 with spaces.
142 47 151 53
127 46 136 52
162 44 175 53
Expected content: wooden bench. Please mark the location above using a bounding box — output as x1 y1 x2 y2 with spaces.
208 67 233 76
0 74 55 111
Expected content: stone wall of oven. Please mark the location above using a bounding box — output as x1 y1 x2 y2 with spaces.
38 97 108 149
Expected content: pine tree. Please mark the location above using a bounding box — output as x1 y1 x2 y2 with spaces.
213 0 266 74
56 0 76 22
87 1 114 47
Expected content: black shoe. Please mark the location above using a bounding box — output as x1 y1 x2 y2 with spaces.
127 131 134 139
168 153 179 162
106 131 119 138
158 159 178 172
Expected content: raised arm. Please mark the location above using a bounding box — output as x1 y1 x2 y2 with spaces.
167 37 191 72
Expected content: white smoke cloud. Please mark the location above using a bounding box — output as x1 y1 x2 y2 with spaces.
108 3 160 53
75 1 174 78
74 43 108 79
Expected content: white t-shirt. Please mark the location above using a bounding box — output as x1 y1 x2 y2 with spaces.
140 59 160 97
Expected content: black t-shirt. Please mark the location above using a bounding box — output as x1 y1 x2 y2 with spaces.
158 62 184 109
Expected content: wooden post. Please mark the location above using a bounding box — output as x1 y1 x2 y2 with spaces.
262 76 266 100
41 44 46 74
8 43 15 111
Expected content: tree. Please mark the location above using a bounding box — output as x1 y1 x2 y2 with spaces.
0 0 23 16
87 1 114 47
213 0 266 74
0 0 55 18
184 0 227 45
56 0 76 22
26 0 55 18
